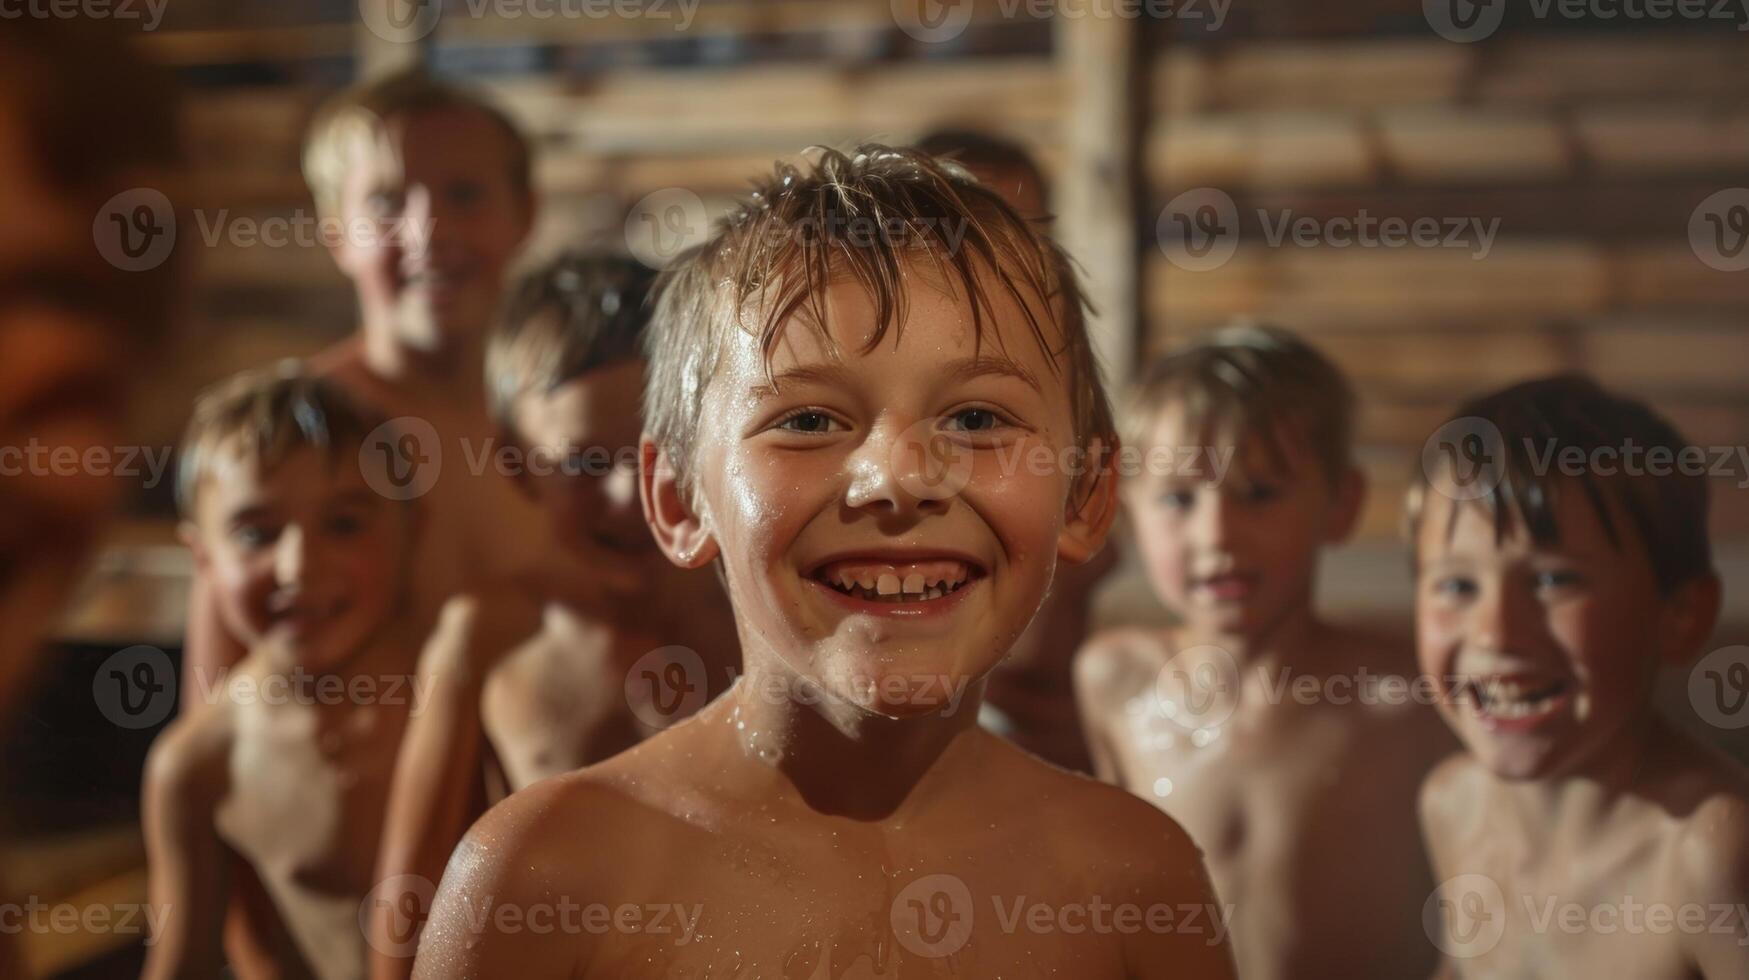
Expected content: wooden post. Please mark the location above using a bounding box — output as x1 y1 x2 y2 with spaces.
1055 8 1146 389
355 0 432 78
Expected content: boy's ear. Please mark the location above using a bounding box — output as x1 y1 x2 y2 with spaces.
1322 464 1367 544
1059 438 1120 565
178 520 211 572
1660 572 1723 666
639 437 718 570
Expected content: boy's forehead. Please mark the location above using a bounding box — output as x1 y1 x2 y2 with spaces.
1143 400 1304 474
340 106 512 181
748 258 1060 381
1419 473 1626 562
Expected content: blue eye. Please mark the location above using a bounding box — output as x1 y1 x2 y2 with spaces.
1158 489 1195 511
1432 576 1477 599
777 411 837 434
1534 569 1582 591
944 408 1003 433
232 523 275 550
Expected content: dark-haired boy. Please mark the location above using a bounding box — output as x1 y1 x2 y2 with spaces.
367 255 738 977
1075 324 1453 979
1415 374 1749 977
414 147 1234 978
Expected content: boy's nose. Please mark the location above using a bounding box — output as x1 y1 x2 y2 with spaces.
272 525 307 587
1187 487 1235 547
1470 580 1544 654
844 422 955 516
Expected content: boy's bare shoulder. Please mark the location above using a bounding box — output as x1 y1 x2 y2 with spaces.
1074 626 1170 700
143 698 238 812
1649 731 1749 898
979 734 1205 886
1417 751 1488 831
448 737 692 885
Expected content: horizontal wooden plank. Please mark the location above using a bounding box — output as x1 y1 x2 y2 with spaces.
1145 244 1746 332
1156 36 1749 115
1152 105 1749 189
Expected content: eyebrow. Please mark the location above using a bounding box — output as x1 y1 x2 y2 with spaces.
747 355 1041 399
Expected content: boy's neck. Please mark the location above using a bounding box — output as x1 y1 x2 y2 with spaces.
720 656 986 822
1181 594 1329 674
1498 708 1664 842
357 307 488 406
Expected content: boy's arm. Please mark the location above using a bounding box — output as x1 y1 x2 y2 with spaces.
140 719 231 980
1072 637 1127 785
368 592 541 980
1417 755 1466 980
1117 800 1237 979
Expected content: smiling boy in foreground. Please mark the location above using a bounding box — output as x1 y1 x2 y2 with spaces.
412 146 1234 978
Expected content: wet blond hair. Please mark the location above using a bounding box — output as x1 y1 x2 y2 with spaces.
643 144 1115 503
1125 322 1355 484
301 68 531 217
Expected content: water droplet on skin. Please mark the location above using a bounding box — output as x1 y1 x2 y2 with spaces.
1153 777 1174 797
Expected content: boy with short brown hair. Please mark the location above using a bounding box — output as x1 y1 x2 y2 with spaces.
413 146 1234 978
1413 375 1749 977
144 368 429 979
1075 324 1452 979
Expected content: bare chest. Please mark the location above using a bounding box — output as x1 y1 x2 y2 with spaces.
216 709 402 896
1436 826 1701 979
565 820 1137 979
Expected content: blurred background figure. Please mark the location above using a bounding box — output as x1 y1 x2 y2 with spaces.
3 2 1747 976
0 15 183 979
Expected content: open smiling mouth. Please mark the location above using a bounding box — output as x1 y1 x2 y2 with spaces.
1459 675 1575 726
809 558 983 605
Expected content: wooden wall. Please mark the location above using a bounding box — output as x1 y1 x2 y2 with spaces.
133 0 1749 573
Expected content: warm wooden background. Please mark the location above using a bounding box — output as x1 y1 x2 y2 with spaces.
11 5 1749 974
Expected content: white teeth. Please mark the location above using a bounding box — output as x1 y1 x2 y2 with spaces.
877 573 901 596
903 573 925 595
857 569 876 589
